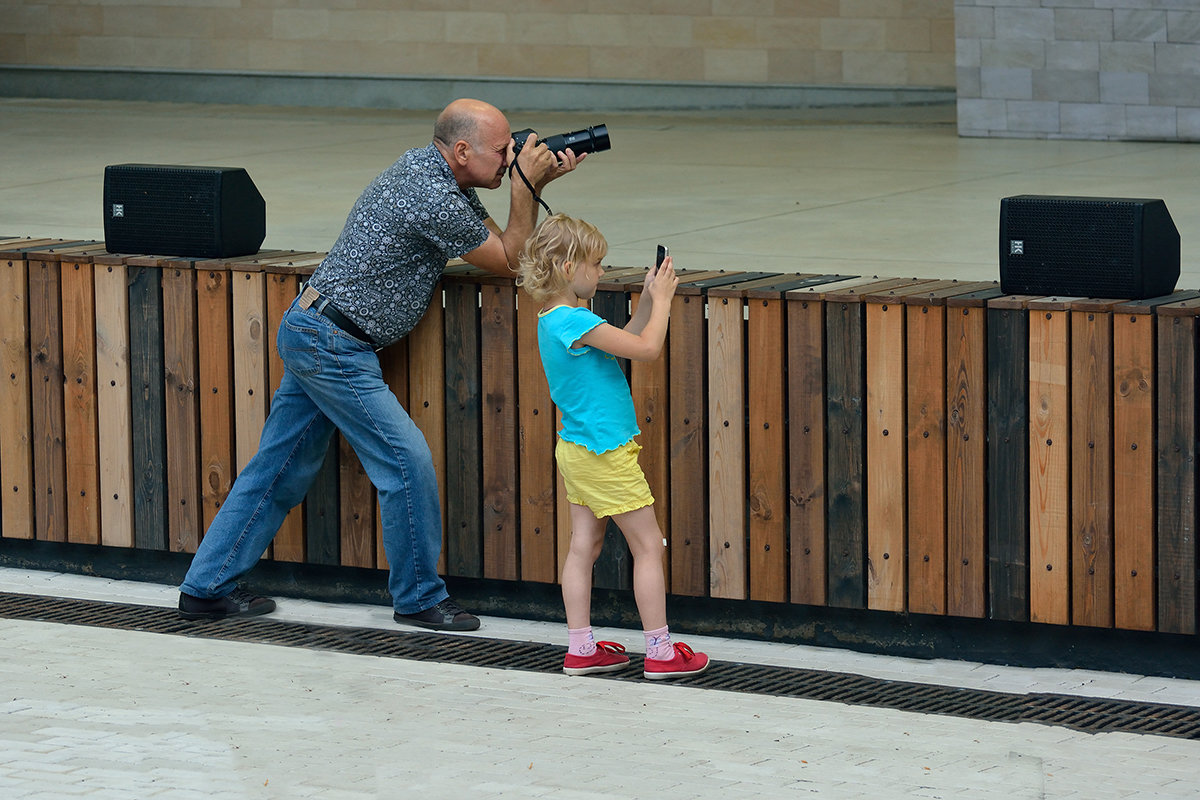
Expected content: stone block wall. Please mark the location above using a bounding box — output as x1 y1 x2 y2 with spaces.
956 1 1200 142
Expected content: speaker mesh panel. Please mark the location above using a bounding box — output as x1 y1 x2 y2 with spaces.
999 195 1179 300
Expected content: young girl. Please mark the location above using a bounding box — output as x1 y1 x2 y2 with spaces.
517 213 709 680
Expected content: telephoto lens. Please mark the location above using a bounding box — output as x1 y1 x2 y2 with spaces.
511 125 611 157
541 125 611 156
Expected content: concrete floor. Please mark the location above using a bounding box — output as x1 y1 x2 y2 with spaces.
2 98 1197 287
3 98 1200 798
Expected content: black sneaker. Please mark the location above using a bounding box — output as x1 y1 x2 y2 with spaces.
393 598 480 631
178 587 277 621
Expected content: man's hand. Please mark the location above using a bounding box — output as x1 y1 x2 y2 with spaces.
513 134 586 190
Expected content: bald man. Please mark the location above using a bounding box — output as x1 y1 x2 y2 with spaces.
178 99 584 629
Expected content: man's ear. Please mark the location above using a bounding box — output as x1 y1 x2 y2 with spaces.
453 139 471 164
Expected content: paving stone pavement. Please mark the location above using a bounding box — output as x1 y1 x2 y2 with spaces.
2 568 1199 799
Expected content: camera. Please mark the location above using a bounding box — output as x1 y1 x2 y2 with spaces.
511 124 611 158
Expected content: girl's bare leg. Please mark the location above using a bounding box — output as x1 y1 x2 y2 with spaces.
561 502 607 630
612 505 667 631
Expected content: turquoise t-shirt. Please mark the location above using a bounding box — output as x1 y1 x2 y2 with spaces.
537 305 639 454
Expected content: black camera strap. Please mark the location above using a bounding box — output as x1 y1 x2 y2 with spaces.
509 159 553 216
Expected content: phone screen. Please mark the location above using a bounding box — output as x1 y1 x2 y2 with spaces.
656 244 668 268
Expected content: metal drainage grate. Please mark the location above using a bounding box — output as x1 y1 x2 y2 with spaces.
4 590 1199 741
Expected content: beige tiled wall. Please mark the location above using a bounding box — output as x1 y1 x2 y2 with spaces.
1 0 955 88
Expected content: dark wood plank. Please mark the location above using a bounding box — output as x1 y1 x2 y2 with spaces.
630 289 672 588
1155 305 1198 634
824 298 866 609
786 294 826 606
127 263 167 550
986 298 1030 621
443 278 482 578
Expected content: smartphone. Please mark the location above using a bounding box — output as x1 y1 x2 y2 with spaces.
656 244 668 269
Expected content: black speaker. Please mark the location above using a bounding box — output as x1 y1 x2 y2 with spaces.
103 164 266 258
999 195 1180 300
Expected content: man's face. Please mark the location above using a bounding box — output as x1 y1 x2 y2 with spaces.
465 116 512 190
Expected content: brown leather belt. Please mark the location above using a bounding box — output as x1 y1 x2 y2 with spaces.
298 285 376 347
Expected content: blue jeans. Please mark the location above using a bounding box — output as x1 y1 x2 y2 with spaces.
180 297 449 614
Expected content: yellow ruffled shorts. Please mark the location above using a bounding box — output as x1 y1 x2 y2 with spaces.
555 438 654 519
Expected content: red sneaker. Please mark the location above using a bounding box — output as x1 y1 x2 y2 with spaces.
643 642 709 680
563 641 630 676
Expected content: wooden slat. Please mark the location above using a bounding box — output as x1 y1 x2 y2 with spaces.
305 438 340 567
944 301 988 619
231 270 268 474
785 293 826 606
1028 303 1071 625
377 336 409 571
127 262 168 550
338 437 375 569
266 272 305 562
906 300 945 615
443 278 482 577
667 290 708 596
408 284 447 575
1070 305 1115 628
196 267 235 538
825 297 866 609
747 295 787 602
61 259 100 544
93 259 133 547
629 289 671 582
481 282 519 581
865 299 906 612
591 283 632 590
707 292 747 599
986 297 1031 621
1155 304 1198 634
1111 307 1156 631
29 257 67 542
516 290 557 584
0 255 34 540
162 264 200 553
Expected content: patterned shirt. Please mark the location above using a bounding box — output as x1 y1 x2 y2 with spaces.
308 143 491 347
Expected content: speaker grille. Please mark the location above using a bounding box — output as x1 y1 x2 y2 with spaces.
999 195 1179 300
104 164 265 258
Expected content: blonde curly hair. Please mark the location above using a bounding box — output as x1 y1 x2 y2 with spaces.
517 213 608 303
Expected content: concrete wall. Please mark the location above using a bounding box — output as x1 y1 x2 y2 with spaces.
956 0 1200 142
0 1 956 109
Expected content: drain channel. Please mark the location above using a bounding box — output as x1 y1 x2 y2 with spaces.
4 590 1199 740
